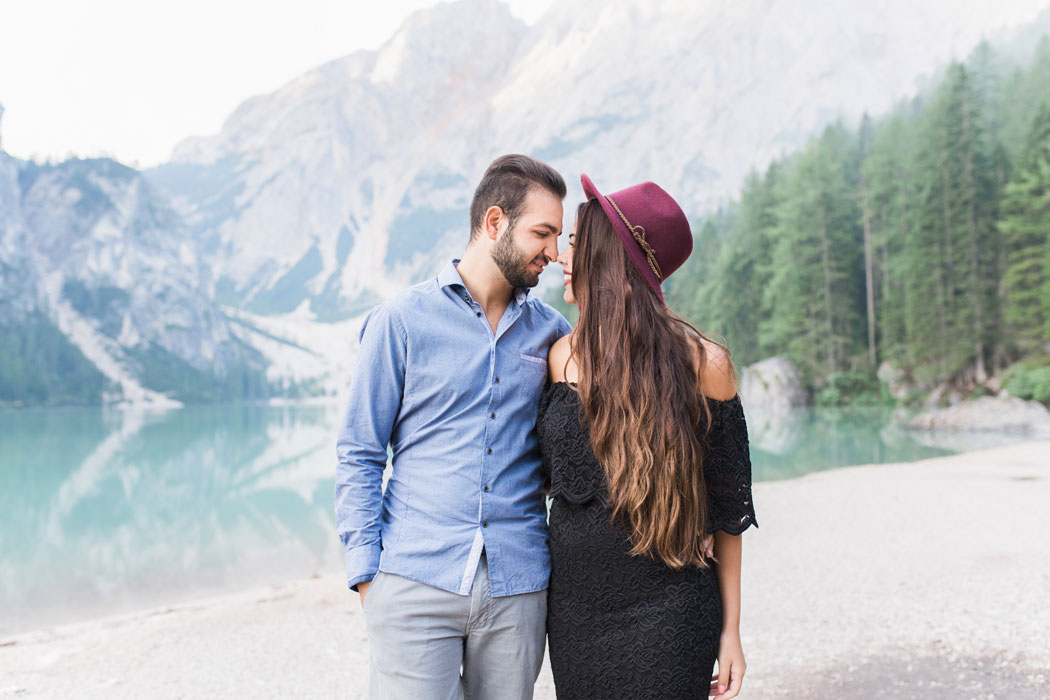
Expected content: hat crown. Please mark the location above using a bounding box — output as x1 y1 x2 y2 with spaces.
606 181 692 279
581 175 693 302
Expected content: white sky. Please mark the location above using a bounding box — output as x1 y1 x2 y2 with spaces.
0 0 553 167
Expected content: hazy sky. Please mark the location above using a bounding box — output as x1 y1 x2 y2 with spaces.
0 0 553 167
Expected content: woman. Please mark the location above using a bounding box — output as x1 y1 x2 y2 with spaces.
538 175 757 700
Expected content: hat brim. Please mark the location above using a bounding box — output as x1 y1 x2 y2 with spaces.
580 173 665 303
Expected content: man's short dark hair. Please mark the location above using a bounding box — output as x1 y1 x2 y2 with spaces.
469 154 566 241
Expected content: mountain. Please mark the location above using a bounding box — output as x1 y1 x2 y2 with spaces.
4 0 1050 406
148 0 527 321
0 153 278 406
149 0 1050 323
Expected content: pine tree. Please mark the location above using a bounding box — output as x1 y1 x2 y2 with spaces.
999 102 1050 350
760 124 864 381
864 111 918 364
967 41 1008 143
700 167 780 365
674 40 1049 395
1000 37 1050 162
908 63 1001 382
857 115 878 368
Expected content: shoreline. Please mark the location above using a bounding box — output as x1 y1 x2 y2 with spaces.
3 440 1049 699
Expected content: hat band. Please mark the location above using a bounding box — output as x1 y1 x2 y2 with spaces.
605 195 663 281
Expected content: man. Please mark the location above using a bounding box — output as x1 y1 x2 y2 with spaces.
335 154 571 700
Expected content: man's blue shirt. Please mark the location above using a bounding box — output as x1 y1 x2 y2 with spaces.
335 260 571 597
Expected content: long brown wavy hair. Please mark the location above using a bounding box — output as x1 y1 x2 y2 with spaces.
570 198 728 569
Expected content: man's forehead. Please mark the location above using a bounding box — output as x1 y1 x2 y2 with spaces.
519 188 563 231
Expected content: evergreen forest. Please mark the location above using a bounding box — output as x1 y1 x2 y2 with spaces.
668 39 1050 405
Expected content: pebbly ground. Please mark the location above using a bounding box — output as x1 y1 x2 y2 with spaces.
2 441 1048 700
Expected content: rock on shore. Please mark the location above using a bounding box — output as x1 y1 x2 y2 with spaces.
739 357 809 411
740 357 809 454
907 395 1050 436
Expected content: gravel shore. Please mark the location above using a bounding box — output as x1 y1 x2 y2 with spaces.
3 441 1048 700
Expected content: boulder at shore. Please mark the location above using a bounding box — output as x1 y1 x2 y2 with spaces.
877 361 912 402
907 396 1050 435
739 357 808 412
739 357 810 455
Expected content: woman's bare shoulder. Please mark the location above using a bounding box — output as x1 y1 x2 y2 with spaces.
693 336 737 401
548 334 577 383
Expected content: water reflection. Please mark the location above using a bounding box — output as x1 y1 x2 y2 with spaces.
745 405 808 455
0 403 344 635
747 405 955 482
0 401 1032 635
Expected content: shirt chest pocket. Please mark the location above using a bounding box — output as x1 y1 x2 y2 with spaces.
519 353 547 402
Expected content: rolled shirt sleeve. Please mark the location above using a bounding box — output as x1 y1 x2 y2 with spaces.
334 303 408 590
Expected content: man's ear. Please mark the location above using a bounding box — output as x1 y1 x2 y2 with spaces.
483 206 505 242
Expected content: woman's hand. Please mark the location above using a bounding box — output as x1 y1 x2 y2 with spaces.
709 630 745 699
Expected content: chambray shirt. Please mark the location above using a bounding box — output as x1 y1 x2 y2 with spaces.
335 260 571 597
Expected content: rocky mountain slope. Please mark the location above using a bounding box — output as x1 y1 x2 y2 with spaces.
151 0 1050 321
4 0 1049 405
0 152 276 406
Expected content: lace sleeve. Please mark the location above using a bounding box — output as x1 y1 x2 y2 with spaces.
703 396 758 534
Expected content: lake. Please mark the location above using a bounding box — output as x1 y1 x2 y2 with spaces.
0 401 1027 636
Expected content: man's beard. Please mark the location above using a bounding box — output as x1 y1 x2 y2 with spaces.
492 226 543 288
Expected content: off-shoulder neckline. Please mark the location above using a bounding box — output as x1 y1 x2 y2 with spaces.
548 381 741 404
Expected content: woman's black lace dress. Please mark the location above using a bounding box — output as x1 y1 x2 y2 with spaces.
537 382 757 700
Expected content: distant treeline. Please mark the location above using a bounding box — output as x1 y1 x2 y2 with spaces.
669 39 1050 404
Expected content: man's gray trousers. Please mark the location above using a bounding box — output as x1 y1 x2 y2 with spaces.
364 553 546 700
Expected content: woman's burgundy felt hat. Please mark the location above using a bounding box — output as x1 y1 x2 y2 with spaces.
580 174 693 303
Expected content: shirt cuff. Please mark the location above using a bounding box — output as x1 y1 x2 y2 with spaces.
345 543 381 591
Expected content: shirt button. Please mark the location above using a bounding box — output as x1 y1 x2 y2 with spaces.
494 377 500 383
487 448 493 454
482 521 489 527
476 312 481 317
483 485 490 492
490 412 496 419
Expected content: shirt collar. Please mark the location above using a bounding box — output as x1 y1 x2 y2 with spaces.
437 259 465 291
438 259 531 307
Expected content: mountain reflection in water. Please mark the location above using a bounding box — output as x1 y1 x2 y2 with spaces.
0 403 344 635
0 400 1028 635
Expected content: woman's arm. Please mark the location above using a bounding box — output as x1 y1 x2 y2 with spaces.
695 334 751 699
711 531 745 699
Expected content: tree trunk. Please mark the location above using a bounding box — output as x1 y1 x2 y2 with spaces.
961 95 988 383
861 178 877 368
940 153 956 374
819 205 837 371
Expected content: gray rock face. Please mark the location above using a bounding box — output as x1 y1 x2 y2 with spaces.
739 357 809 454
152 0 528 316
907 396 1050 436
877 361 912 401
3 156 268 406
150 0 1049 323
740 357 809 412
0 152 40 324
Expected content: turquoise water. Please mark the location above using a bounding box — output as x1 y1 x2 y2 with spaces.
0 404 342 636
746 405 944 481
0 402 1025 635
